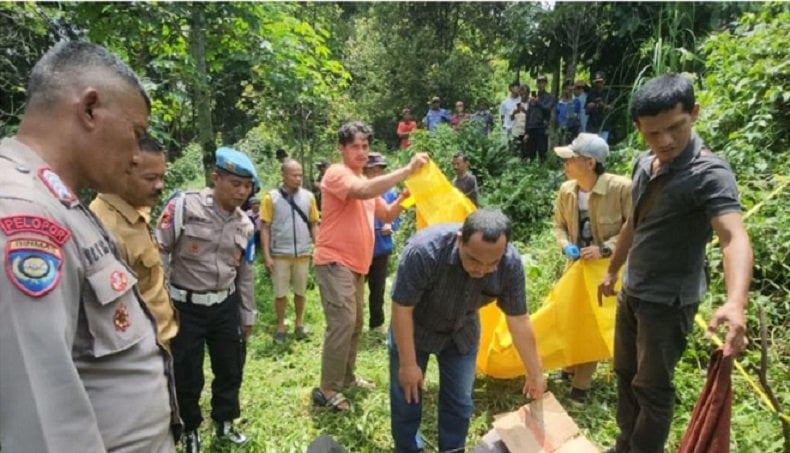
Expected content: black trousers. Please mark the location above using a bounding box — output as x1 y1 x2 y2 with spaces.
524 127 547 160
513 135 527 159
366 252 390 329
613 293 698 453
172 290 245 431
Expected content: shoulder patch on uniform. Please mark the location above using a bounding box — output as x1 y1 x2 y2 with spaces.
0 215 72 245
5 237 64 297
158 201 175 229
37 167 78 207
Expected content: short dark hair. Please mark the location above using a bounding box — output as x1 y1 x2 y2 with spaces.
631 74 695 121
509 81 520 89
452 151 468 161
460 209 512 244
594 162 605 175
27 41 150 112
138 135 164 154
338 121 373 145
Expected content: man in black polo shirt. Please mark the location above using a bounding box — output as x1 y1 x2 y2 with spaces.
389 209 545 453
525 74 556 160
598 74 753 453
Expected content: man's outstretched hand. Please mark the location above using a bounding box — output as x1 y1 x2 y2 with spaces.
707 300 748 357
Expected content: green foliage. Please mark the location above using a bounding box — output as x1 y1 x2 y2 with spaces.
338 3 511 150
503 2 753 143
697 1 790 312
694 7 790 439
163 143 205 196
1 2 349 179
0 3 70 136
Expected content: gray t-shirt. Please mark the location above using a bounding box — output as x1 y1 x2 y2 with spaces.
391 223 527 354
624 132 741 305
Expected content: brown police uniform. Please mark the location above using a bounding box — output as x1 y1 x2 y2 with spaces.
0 138 177 452
155 188 255 432
90 193 179 348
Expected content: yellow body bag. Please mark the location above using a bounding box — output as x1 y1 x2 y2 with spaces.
404 161 619 379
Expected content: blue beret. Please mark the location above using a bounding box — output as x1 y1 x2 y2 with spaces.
215 147 258 186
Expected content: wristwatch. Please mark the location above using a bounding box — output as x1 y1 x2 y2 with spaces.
601 245 612 258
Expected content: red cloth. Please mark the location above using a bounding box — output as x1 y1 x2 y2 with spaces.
679 349 733 453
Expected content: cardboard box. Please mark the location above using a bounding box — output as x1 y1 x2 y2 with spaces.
473 392 599 453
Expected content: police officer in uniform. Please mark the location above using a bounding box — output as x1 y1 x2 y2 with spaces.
0 42 177 452
157 147 257 452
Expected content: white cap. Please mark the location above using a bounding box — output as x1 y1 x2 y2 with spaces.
553 133 609 163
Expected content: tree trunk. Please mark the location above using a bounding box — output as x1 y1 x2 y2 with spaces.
566 23 580 82
189 3 216 186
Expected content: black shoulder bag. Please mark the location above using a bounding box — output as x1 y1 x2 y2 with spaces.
279 188 311 226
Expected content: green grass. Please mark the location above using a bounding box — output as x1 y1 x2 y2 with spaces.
185 245 788 452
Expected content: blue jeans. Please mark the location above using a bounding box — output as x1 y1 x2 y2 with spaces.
388 333 478 453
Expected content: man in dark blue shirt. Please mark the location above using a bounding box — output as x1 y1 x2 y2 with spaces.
389 209 545 453
598 74 753 453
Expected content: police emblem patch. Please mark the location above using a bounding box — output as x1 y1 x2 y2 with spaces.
110 270 129 292
5 237 64 297
114 302 130 332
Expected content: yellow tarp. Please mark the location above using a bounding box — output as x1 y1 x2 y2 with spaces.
403 161 476 229
404 161 619 379
477 259 620 378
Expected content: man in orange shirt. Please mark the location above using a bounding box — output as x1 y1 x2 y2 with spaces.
312 121 428 411
396 108 418 149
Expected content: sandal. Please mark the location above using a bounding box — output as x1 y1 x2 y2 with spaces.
348 377 376 390
311 388 352 412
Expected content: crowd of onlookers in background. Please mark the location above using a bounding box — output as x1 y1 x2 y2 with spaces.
396 71 617 162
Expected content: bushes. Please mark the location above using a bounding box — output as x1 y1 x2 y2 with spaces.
697 2 790 313
694 7 790 442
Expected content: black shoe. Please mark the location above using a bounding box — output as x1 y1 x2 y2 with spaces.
215 421 249 445
295 325 310 340
183 430 200 453
569 387 589 407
